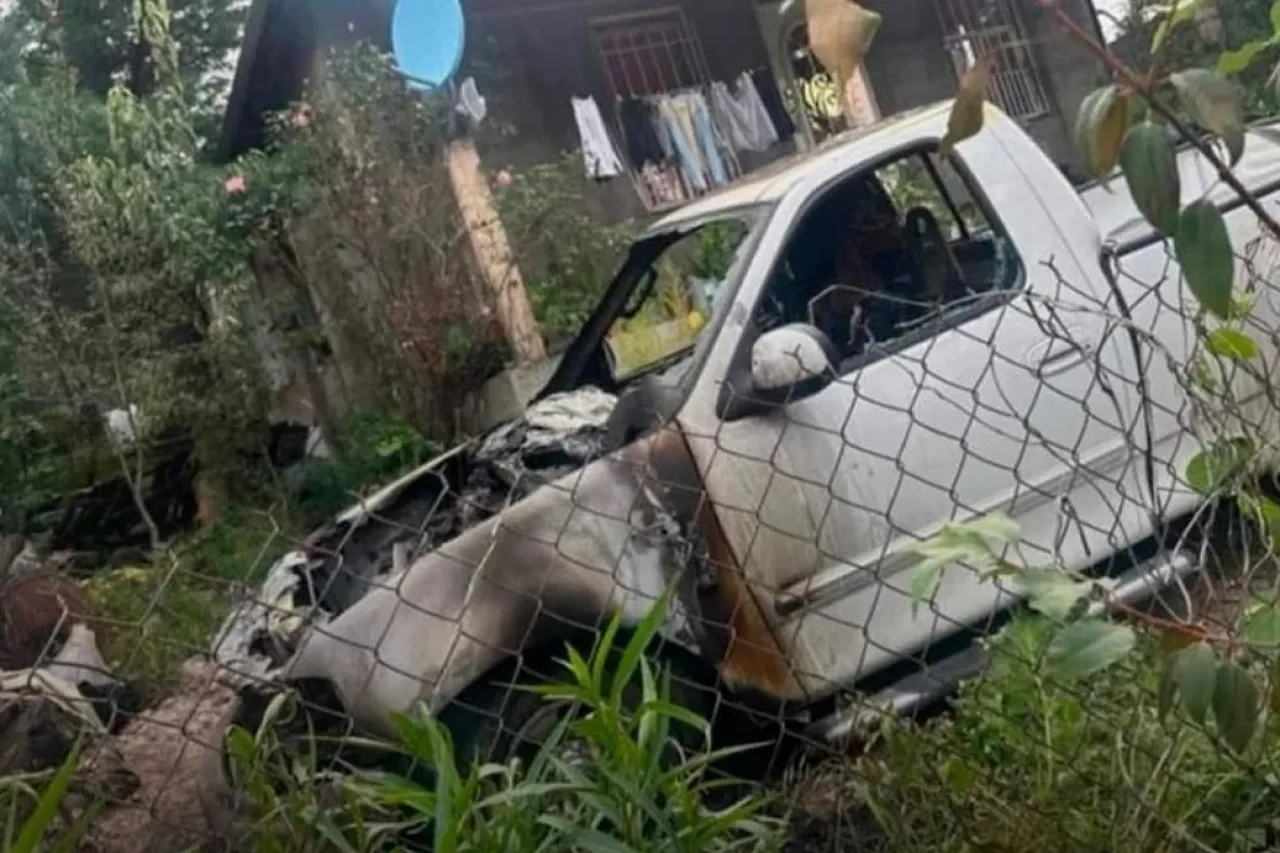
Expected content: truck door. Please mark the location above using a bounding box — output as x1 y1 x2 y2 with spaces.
677 109 1151 699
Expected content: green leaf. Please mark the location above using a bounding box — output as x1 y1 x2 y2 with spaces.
1073 85 1131 181
1213 660 1260 753
1176 200 1235 319
909 558 946 615
1171 69 1246 165
1158 656 1178 721
1205 327 1259 361
1271 655 1280 713
1245 598 1280 650
1019 568 1092 622
610 584 672 705
1239 492 1280 552
963 513 1021 543
1121 122 1181 236
1152 0 1207 50
940 756 978 793
1045 620 1136 679
12 739 81 853
910 514 1020 614
1175 642 1219 723
1184 437 1255 495
1217 39 1273 76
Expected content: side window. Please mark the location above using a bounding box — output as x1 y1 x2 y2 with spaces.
755 147 1024 371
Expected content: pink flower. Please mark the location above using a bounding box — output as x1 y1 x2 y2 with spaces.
495 169 514 188
290 103 313 128
224 174 246 194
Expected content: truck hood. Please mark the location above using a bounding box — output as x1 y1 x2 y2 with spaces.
212 386 629 686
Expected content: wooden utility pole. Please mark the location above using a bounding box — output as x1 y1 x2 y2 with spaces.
445 138 546 364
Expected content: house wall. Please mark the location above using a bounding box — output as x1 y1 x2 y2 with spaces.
858 0 1105 172
460 0 794 225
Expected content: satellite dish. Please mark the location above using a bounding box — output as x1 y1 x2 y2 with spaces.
391 0 465 89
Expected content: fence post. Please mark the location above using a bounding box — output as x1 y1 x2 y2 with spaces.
445 137 547 365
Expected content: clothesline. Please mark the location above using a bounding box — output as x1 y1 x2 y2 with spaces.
570 66 797 208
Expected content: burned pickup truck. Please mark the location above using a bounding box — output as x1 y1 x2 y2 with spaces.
211 100 1280 765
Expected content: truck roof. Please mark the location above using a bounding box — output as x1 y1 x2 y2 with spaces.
649 101 953 230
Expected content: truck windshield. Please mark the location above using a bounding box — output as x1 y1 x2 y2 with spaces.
603 210 763 383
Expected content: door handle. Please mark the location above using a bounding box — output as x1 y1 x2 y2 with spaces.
1027 334 1094 378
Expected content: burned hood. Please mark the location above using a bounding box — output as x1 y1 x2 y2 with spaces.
279 424 708 729
212 386 626 685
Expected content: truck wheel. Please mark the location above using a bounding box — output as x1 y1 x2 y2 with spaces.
439 638 718 772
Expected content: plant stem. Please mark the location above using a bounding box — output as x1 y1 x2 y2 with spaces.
1036 0 1280 243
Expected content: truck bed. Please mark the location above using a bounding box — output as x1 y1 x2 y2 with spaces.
1078 120 1280 248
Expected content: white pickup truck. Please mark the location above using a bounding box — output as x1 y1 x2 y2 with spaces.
211 101 1280 765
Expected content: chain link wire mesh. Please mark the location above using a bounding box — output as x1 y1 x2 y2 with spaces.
5 177 1280 852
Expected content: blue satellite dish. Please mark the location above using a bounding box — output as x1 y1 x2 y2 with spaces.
391 0 465 89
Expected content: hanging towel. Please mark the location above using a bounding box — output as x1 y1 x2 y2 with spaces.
709 81 752 152
618 98 665 169
710 77 778 153
750 68 796 142
455 76 487 126
571 95 623 179
736 72 780 150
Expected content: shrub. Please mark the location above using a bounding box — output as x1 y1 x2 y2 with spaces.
495 153 635 347
858 615 1280 853
244 45 507 443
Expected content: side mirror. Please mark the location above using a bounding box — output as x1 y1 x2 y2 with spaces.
751 323 837 392
719 323 838 421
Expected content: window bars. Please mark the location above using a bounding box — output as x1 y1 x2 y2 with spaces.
590 7 712 99
934 0 1049 121
589 7 743 210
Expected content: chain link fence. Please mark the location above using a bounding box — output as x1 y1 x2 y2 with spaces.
6 201 1280 853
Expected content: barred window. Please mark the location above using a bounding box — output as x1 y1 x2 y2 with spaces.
590 8 711 100
934 0 1049 120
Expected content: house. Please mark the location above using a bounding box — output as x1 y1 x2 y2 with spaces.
217 0 1109 432
219 0 1109 220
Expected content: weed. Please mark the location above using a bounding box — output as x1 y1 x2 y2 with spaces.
224 590 789 852
858 615 1280 853
82 560 227 701
1 739 100 853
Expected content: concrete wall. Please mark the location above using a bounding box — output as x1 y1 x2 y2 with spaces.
1021 0 1109 169
862 0 957 119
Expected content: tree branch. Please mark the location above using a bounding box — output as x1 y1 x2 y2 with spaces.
1036 0 1280 243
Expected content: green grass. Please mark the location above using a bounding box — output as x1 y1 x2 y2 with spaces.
83 501 303 701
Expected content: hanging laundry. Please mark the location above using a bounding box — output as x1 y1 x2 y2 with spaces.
618 98 665 170
737 72 780 149
455 76 487 126
571 95 623 179
640 162 687 207
656 96 709 193
687 91 730 187
750 68 797 142
709 75 779 153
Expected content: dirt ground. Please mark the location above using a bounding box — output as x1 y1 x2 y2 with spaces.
84 658 236 853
